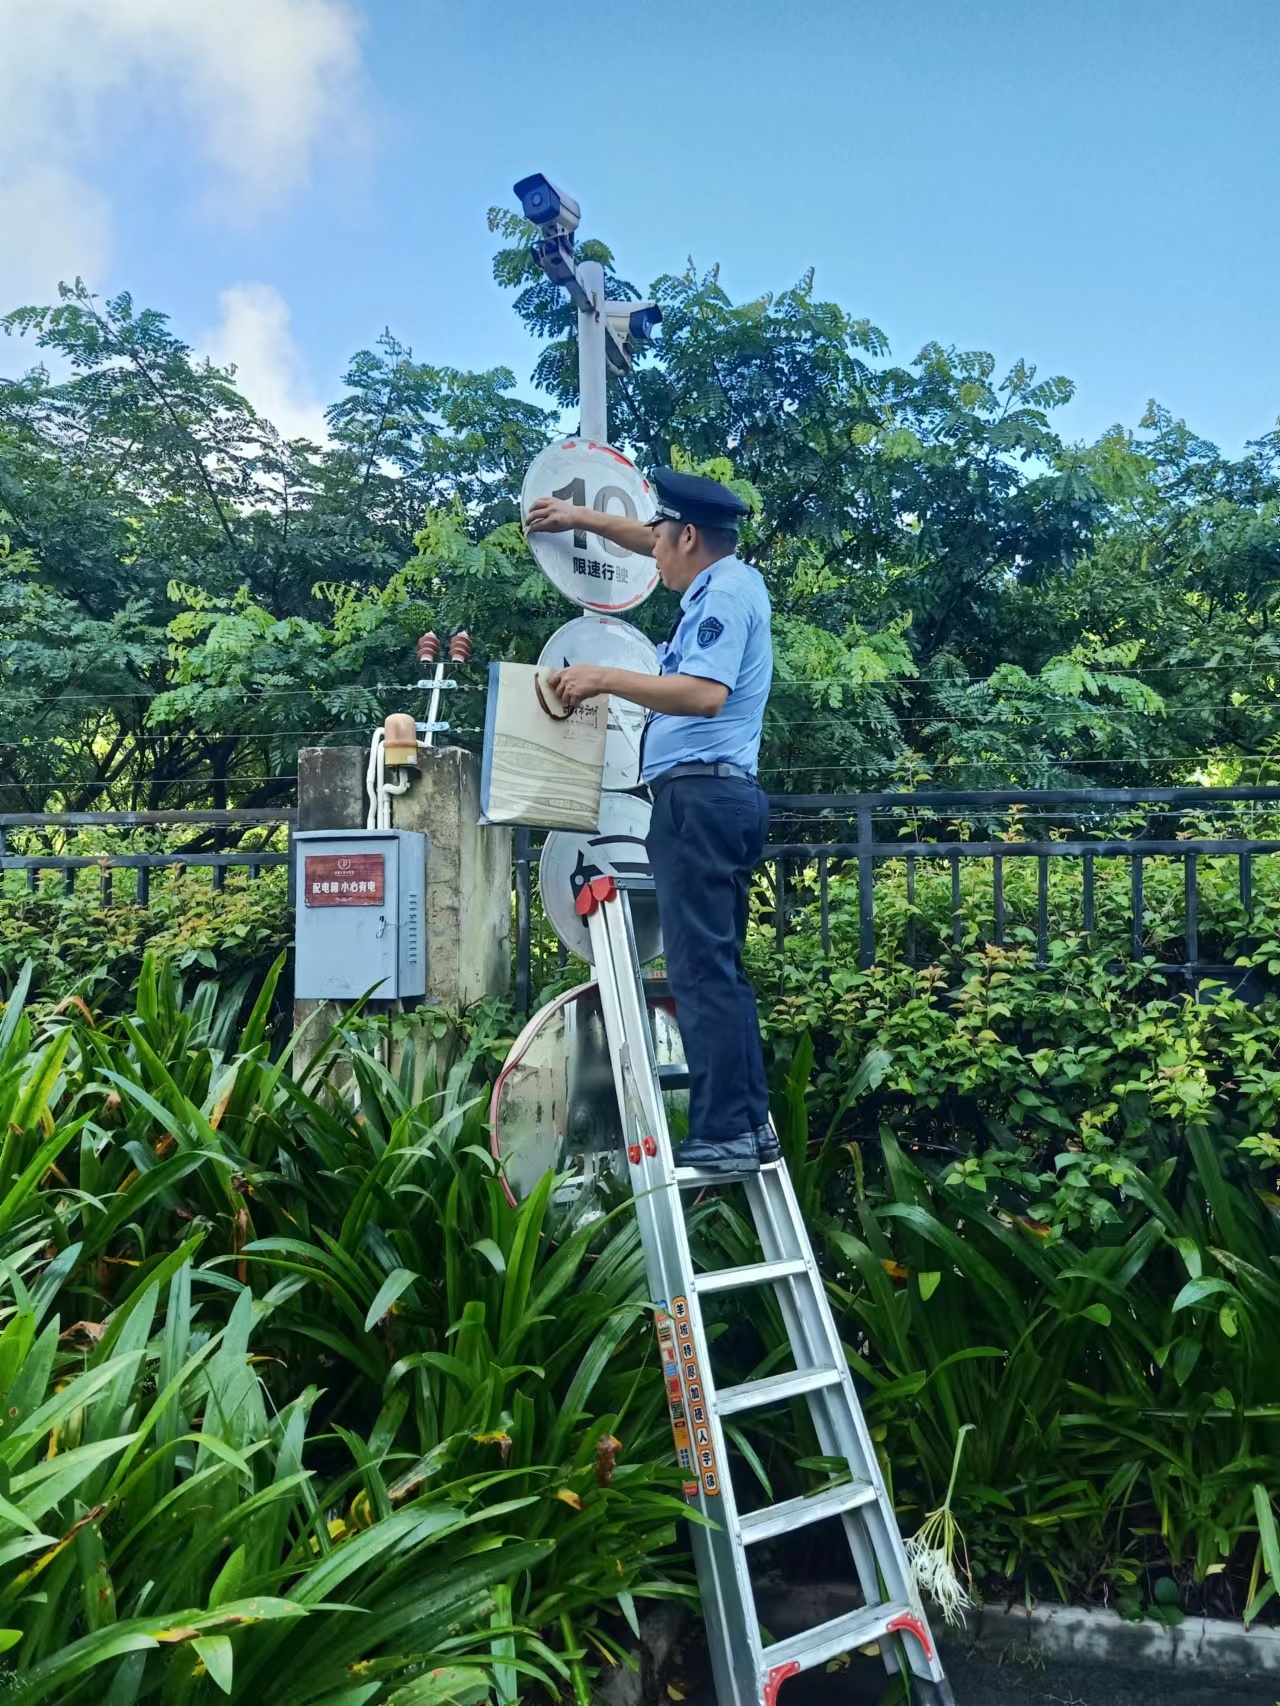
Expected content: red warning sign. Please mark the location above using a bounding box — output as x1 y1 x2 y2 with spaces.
304 853 385 907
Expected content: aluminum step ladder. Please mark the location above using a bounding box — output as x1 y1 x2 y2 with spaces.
579 873 956 1706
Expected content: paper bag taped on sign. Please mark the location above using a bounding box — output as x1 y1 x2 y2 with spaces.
480 661 608 831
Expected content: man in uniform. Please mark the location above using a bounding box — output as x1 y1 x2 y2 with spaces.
525 467 775 1174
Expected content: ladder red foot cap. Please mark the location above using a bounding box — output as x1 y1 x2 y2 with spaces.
885 1611 934 1663
763 1661 801 1706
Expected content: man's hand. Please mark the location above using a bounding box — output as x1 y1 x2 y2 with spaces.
548 664 728 719
524 496 580 534
524 495 655 557
547 664 610 709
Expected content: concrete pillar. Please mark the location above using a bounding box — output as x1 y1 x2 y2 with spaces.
390 746 512 1007
297 746 367 836
291 744 512 1081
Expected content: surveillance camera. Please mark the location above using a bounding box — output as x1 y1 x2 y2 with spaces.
513 173 581 238
533 236 594 312
604 323 632 375
627 302 662 343
604 301 663 357
535 234 577 286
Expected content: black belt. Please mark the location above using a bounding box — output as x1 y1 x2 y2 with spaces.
648 761 756 789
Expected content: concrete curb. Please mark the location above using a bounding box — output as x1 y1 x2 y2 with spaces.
766 1582 1280 1678
956 1601 1280 1676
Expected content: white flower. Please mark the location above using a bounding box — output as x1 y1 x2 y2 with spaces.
904 1423 976 1628
905 1510 973 1626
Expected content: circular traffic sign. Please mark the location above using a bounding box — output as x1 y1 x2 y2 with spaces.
521 439 659 613
538 615 658 790
489 980 686 1213
539 791 661 965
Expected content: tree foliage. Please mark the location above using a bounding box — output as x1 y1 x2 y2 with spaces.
3 237 1280 807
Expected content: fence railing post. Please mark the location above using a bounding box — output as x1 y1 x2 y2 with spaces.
1185 851 1199 983
774 855 789 991
856 802 875 969
818 856 830 962
992 854 1004 946
1082 852 1095 936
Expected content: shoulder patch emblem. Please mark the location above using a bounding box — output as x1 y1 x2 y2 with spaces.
697 616 725 649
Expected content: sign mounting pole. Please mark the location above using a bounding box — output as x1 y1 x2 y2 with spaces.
511 175 661 447
577 259 607 443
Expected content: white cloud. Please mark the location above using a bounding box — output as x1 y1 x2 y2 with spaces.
0 164 111 309
204 283 328 444
0 0 362 308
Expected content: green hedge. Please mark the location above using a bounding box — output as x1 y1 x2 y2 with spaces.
748 913 1280 1619
8 845 1280 1625
0 867 290 1007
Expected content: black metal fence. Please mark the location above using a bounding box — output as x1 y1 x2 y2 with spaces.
0 810 294 905
514 786 1280 1010
7 790 1278 1011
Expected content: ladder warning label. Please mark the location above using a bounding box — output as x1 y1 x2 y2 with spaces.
654 1308 694 1476
655 1296 721 1500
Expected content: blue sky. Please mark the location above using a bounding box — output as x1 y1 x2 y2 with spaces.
3 0 1278 454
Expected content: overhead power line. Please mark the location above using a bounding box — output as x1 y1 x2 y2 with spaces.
757 752 1262 777
5 660 1280 711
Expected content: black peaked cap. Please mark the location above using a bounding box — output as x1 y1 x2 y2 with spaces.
652 467 750 532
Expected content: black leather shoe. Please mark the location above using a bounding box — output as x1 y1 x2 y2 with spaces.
755 1125 782 1163
672 1133 760 1174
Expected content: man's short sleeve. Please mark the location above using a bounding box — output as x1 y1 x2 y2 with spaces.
678 587 751 691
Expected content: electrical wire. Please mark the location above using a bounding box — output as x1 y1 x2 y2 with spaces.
765 805 1280 824
0 682 489 707
0 726 485 749
0 774 302 791
757 753 1266 777
6 659 1280 710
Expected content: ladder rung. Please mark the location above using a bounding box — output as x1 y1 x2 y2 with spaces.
764 1601 913 1673
694 1258 808 1296
716 1364 843 1417
674 1162 781 1187
657 1064 691 1091
738 1478 878 1546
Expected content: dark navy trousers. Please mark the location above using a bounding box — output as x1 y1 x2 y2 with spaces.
646 775 770 1143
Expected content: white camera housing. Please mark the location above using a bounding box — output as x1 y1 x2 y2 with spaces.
604 300 663 371
513 174 581 239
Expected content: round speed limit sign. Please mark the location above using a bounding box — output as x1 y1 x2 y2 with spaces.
521 439 659 613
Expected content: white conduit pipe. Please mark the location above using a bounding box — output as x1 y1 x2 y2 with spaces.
380 770 411 827
365 728 384 829
366 725 412 830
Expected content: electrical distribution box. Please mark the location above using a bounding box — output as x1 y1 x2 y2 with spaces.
293 829 427 1001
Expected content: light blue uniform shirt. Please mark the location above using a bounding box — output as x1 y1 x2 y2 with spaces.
640 555 773 783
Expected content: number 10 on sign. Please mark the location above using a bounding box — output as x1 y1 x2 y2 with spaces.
521 438 659 613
